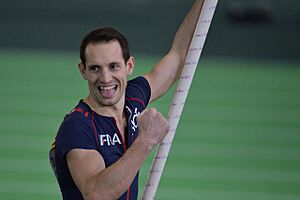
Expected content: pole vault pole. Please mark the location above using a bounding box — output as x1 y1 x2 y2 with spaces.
142 0 219 199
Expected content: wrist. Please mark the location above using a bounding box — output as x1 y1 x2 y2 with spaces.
134 136 154 154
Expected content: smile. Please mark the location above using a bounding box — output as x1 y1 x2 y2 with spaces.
98 85 117 98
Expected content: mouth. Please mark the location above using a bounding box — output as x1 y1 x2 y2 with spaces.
98 85 117 98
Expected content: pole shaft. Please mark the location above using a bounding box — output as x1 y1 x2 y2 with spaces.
142 1 219 199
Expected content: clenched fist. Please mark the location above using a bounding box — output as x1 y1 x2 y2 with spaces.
137 108 169 149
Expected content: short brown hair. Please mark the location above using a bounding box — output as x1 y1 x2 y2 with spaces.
80 27 130 66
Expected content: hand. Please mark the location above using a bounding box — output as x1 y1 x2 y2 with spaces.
137 108 169 149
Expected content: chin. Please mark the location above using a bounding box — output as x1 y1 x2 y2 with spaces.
100 96 122 106
100 100 118 106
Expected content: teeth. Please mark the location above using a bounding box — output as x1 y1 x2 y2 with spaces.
100 85 116 90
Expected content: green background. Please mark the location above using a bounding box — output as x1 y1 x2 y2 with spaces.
0 50 299 199
1 0 300 60
1 0 300 199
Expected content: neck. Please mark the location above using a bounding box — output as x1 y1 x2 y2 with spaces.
84 95 125 120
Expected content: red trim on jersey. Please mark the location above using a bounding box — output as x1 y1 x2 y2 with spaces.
113 118 127 151
126 187 130 200
113 118 131 199
73 107 99 147
126 97 145 107
73 107 84 114
131 133 134 143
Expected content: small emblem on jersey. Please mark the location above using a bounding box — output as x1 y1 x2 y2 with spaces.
99 133 122 146
126 106 140 132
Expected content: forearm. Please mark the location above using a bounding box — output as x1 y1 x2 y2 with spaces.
145 0 204 102
171 0 204 60
86 138 151 200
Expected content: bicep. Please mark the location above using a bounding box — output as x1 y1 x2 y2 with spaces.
144 51 181 103
66 149 105 196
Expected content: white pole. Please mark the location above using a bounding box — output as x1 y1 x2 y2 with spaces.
142 0 219 199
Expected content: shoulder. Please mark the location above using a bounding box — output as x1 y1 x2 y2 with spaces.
60 105 93 132
55 102 97 157
126 76 151 107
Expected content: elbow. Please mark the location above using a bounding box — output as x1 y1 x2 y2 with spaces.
168 52 185 81
170 42 190 64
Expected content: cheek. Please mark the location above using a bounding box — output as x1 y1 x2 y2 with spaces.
116 71 127 83
121 75 128 86
87 74 98 84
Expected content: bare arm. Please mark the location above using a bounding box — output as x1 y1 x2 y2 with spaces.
144 0 204 102
67 109 169 200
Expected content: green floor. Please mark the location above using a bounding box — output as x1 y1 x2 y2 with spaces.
0 49 299 200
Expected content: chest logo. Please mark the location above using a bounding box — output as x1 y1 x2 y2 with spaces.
100 133 122 146
126 106 140 132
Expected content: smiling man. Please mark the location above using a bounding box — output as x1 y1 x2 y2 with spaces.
50 0 204 199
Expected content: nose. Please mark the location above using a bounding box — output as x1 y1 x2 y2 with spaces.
100 68 112 83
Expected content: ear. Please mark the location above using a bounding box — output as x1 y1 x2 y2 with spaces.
78 63 88 80
126 56 135 76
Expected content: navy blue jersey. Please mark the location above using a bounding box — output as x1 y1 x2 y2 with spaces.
49 77 151 200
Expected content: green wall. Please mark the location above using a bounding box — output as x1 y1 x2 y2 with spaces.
1 0 299 61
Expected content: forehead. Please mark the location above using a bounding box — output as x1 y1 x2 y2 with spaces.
85 40 124 65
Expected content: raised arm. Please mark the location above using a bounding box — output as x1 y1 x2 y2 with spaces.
66 109 169 200
143 0 204 103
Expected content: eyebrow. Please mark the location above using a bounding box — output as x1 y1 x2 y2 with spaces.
87 61 122 69
87 64 101 69
109 62 121 66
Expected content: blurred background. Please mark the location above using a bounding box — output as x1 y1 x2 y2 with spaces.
0 0 299 199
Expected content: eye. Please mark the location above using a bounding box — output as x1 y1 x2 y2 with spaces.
89 65 99 72
110 63 120 71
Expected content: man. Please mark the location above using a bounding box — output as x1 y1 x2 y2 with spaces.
50 0 204 199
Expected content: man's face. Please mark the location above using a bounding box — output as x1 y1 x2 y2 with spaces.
79 40 134 107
